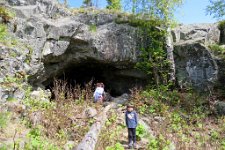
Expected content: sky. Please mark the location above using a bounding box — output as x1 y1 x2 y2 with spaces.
66 0 218 24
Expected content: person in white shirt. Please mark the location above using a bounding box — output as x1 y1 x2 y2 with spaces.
93 83 104 103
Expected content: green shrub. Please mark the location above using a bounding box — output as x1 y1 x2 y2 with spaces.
106 142 124 150
136 124 146 140
0 112 10 129
0 24 7 41
89 24 97 32
209 44 225 54
147 135 171 150
24 127 58 150
147 137 159 150
0 6 15 22
106 0 122 11
221 139 225 150
218 20 225 31
0 144 12 150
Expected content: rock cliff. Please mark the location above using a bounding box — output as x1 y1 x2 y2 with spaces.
0 0 225 99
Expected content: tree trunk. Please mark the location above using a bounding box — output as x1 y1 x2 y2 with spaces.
166 27 176 83
75 95 129 150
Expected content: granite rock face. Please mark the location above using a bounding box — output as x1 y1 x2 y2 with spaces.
172 24 220 90
1 0 225 96
1 0 147 96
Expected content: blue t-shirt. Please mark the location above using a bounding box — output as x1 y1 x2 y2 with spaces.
125 111 138 128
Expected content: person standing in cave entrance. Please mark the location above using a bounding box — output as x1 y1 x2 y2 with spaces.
93 82 105 103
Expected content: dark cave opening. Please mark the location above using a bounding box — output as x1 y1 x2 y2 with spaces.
45 60 147 97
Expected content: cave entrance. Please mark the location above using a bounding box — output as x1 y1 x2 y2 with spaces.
45 60 147 97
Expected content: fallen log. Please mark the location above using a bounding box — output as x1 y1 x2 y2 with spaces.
75 94 129 150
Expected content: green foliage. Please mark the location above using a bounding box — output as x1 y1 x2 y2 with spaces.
206 0 225 19
0 112 10 129
170 112 184 131
209 44 225 59
128 0 183 25
23 86 54 111
0 23 30 54
136 124 146 140
82 0 92 7
221 139 225 150
0 6 15 22
130 86 225 149
106 0 122 11
210 130 220 142
147 135 171 150
218 20 225 31
106 142 124 150
89 24 97 32
0 24 7 41
25 127 58 150
120 17 170 85
0 144 13 150
24 98 55 111
147 137 159 150
97 110 124 149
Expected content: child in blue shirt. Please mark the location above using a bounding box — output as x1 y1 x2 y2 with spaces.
125 104 138 149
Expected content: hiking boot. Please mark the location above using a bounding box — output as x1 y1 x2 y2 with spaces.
128 145 133 149
128 143 133 149
133 143 138 149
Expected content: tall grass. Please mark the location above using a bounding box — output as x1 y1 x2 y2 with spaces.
26 79 98 148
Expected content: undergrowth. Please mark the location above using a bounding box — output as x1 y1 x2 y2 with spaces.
209 44 225 59
129 86 225 149
0 112 11 130
23 79 102 149
1 78 102 149
96 109 125 150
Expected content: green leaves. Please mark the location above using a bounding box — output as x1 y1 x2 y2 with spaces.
0 24 7 41
128 0 183 25
136 124 146 140
0 112 11 129
106 0 122 11
82 0 92 7
206 0 225 20
0 6 15 22
106 142 124 150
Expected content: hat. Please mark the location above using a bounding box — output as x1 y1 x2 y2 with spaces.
127 104 134 108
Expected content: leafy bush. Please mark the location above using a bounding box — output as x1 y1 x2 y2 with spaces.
0 6 15 22
218 20 225 31
89 24 97 32
0 144 11 150
0 112 10 129
136 124 146 140
106 142 124 150
24 79 96 147
24 127 58 150
209 44 225 54
0 24 7 41
106 0 122 11
147 135 171 150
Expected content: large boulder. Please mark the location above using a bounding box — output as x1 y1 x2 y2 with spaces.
173 24 220 90
172 23 220 44
214 101 225 115
174 39 218 90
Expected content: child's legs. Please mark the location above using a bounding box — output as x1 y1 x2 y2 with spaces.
132 128 136 143
128 128 133 144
